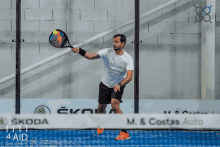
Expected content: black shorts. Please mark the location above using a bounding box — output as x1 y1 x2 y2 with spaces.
98 81 126 104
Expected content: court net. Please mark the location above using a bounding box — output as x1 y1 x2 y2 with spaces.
0 114 220 147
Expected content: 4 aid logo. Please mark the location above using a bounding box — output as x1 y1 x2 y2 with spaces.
6 125 28 141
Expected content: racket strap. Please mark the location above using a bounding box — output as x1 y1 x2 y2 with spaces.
79 48 86 56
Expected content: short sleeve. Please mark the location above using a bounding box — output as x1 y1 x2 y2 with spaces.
126 55 134 70
97 48 109 59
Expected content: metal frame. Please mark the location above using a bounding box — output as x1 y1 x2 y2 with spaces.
15 0 21 114
134 0 139 113
3 0 181 114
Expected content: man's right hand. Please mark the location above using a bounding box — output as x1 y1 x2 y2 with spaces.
71 47 79 53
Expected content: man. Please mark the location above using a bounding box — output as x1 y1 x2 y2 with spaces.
71 34 133 140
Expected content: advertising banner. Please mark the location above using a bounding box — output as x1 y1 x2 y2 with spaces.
0 98 220 114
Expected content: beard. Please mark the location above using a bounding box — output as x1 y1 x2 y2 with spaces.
113 46 121 51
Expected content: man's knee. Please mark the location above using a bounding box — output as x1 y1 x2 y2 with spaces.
111 98 122 113
111 98 120 108
97 104 107 113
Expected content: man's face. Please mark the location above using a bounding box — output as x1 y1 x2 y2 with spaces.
113 36 125 51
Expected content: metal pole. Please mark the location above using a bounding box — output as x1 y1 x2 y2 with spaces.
15 0 21 114
134 0 139 113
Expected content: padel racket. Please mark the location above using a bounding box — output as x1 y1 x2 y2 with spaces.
49 29 73 48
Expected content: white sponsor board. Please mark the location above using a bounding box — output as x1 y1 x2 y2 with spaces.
139 99 220 114
28 98 134 114
0 114 220 130
0 98 220 114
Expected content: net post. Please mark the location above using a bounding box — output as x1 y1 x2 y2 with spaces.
15 0 21 114
134 0 139 113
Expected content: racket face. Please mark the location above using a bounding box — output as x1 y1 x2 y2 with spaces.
49 29 72 48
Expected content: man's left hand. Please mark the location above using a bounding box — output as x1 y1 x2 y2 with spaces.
113 84 120 92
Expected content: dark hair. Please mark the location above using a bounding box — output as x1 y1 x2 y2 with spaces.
113 34 126 47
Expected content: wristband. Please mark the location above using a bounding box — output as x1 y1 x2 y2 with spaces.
79 48 86 56
118 83 122 87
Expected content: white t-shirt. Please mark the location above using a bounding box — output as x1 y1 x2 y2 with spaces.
97 48 134 88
